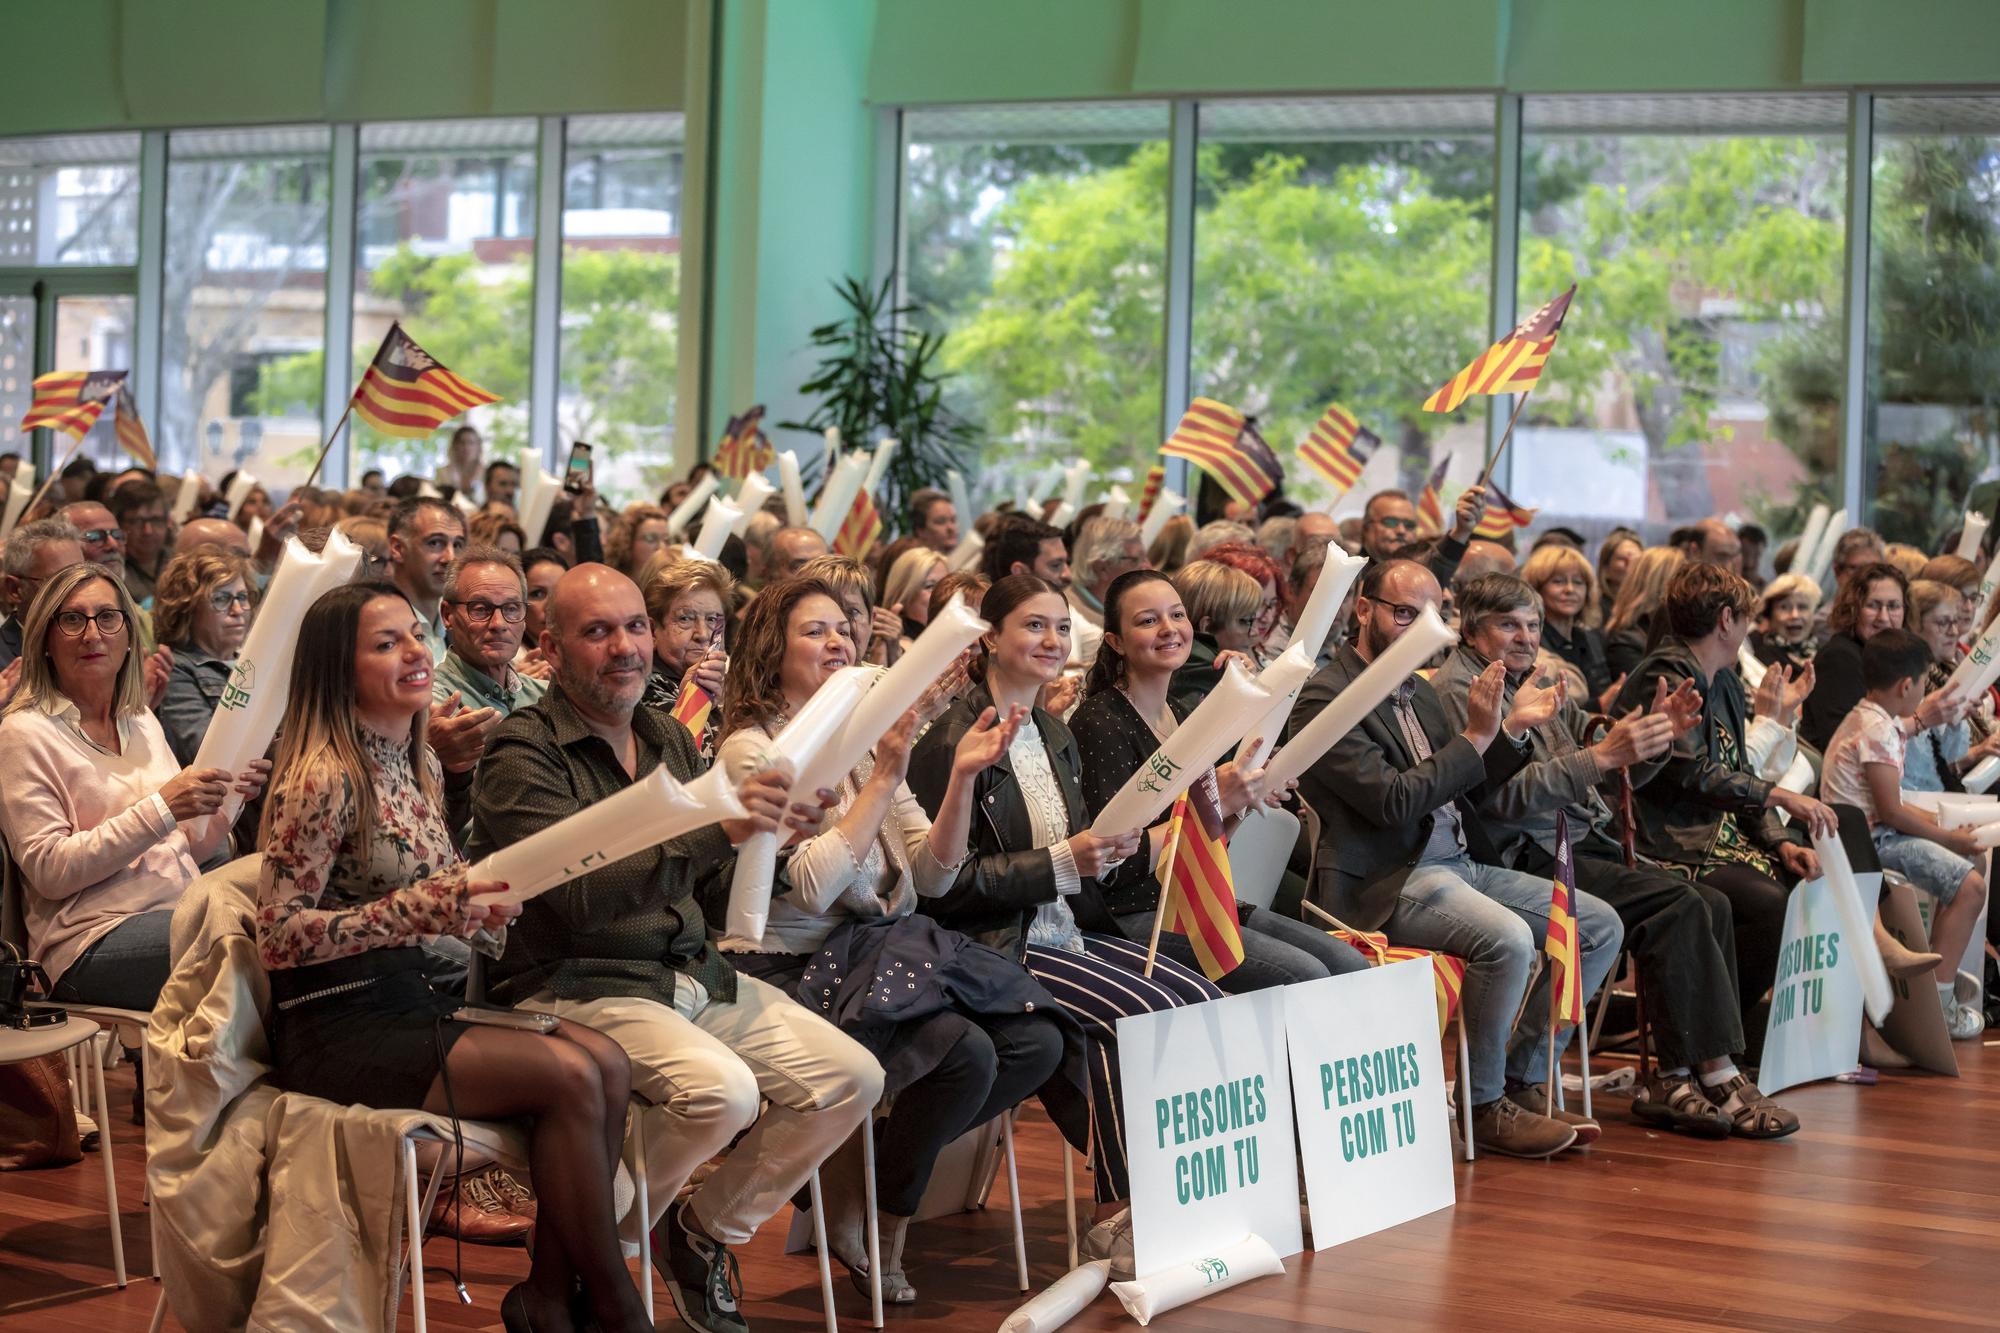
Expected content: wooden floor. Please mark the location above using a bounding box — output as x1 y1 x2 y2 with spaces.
5 1039 1999 1332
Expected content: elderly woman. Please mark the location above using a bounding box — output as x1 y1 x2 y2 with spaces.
152 548 259 766
1523 542 1613 707
799 552 902 667
1748 572 1821 675
603 503 672 580
880 544 948 653
1198 541 1286 665
640 557 732 759
1165 558 1263 715
0 565 265 1014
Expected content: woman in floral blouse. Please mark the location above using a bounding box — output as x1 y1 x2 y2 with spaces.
256 581 650 1333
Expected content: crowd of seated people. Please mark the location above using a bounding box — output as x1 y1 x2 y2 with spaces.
5 436 1999 1332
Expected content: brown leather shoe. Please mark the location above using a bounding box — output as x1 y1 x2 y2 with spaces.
429 1168 534 1246
487 1168 538 1225
1510 1083 1601 1146
1470 1094 1577 1159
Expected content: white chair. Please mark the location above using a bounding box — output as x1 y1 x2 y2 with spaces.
7 1017 126 1287
1226 805 1300 911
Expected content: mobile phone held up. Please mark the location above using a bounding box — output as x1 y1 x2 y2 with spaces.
564 441 594 495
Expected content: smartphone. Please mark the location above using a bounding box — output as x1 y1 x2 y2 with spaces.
452 1006 559 1034
563 441 594 495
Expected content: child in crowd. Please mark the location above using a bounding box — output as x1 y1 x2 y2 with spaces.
1820 628 1989 1039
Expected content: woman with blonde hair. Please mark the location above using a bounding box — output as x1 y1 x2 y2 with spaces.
1166 558 1262 715
799 552 902 667
880 544 949 650
603 503 671 579
153 547 260 765
1749 571 1821 674
1147 513 1195 574
640 557 733 757
1523 542 1614 706
0 565 265 1014
1604 546 1686 680
256 581 649 1331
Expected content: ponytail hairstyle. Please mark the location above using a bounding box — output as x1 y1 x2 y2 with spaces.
967 573 1062 687
1083 568 1179 699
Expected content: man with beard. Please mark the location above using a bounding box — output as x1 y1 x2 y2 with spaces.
468 564 882 1333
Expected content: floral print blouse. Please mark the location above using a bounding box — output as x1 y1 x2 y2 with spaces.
256 728 475 970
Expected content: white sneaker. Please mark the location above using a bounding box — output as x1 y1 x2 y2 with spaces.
1081 1207 1134 1280
1942 992 1987 1041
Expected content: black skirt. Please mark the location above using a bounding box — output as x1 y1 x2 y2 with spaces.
267 947 472 1111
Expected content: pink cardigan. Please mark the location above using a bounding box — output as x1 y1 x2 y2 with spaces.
0 704 201 985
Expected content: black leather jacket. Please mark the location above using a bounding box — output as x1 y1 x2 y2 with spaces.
906 684 1145 958
1613 635 1806 871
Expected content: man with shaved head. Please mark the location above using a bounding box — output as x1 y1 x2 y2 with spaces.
175 517 252 556
468 564 882 1331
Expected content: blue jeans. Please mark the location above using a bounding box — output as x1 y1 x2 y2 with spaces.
1117 905 1371 990
1385 856 1623 1105
49 909 175 1013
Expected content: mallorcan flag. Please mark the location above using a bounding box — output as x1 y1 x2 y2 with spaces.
671 683 715 749
21 369 124 441
1136 463 1166 522
114 384 156 469
1416 456 1450 533
1299 402 1379 495
1158 780 1243 981
714 406 774 479
834 488 883 560
1159 397 1283 508
1547 812 1585 1029
1423 284 1577 415
351 322 500 438
1471 475 1538 540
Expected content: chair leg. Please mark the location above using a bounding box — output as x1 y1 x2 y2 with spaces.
146 1289 168 1333
630 1110 654 1324
1062 1143 1078 1270
807 1168 838 1333
859 1120 882 1328
1000 1114 1028 1292
1633 966 1653 1080
401 1136 427 1333
89 1045 126 1288
1579 1008 1594 1121
1455 1013 1474 1164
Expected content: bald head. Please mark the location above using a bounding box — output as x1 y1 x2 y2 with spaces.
178 518 251 555
1293 512 1338 554
1459 539 1517 581
543 563 653 721
769 526 829 578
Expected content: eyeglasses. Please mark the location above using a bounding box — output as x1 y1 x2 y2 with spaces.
1372 516 1419 533
449 599 526 624
669 611 727 634
1366 598 1426 627
76 527 124 547
207 590 253 612
54 608 128 637
126 514 167 531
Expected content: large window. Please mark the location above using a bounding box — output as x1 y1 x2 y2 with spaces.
346 119 538 486
1515 95 1847 546
0 133 139 267
1193 97 1495 516
1865 97 2000 547
161 126 330 482
560 113 684 502
902 103 1170 492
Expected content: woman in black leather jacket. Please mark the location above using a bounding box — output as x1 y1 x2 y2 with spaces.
907 574 1219 1265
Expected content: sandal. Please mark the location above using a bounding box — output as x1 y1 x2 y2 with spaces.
1704 1074 1800 1140
1630 1071 1731 1138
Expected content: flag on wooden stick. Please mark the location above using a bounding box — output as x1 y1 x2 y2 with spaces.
1422 284 1577 415
20 369 124 441
1159 397 1283 508
1416 457 1450 533
113 384 155 469
1298 402 1378 495
1548 812 1585 1029
714 406 774 479
350 322 500 438
1158 781 1243 981
1471 475 1537 540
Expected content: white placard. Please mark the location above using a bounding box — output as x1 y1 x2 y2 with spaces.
1117 989 1302 1278
1791 503 1830 582
225 471 260 520
1108 1234 1283 1325
945 530 984 572
1805 506 1848 590
0 467 35 539
1957 511 1989 561
1101 485 1131 522
664 472 719 538
1089 658 1273 836
1237 642 1318 772
733 472 776 528
1810 829 1893 1023
1284 959 1454 1250
1138 489 1185 549
1970 542 2000 635
692 494 744 561
168 468 203 523
1262 604 1457 791
778 450 808 527
999 1261 1111 1333
862 436 898 495
944 468 973 533
1060 461 1091 518
517 459 562 547
1757 875 1865 1095
809 451 867 543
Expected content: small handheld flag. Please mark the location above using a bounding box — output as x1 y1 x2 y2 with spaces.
834 488 883 560
21 369 124 441
1416 457 1450 533
1157 781 1243 981
670 683 715 749
114 384 156 470
1423 284 1576 416
1471 475 1537 541
1136 464 1166 522
1548 811 1584 1030
714 406 774 479
1299 402 1379 495
1160 397 1284 509
350 323 501 440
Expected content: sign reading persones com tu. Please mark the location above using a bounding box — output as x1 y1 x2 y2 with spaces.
1118 988 1303 1277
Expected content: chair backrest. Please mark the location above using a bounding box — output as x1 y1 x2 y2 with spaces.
0 832 25 955
1228 805 1299 911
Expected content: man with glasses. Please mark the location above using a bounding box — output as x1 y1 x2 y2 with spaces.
1290 557 1623 1159
59 500 128 580
434 546 547 720
1360 484 1486 588
109 481 173 607
0 518 85 678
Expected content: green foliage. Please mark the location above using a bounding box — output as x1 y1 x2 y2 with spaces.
783 275 979 523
